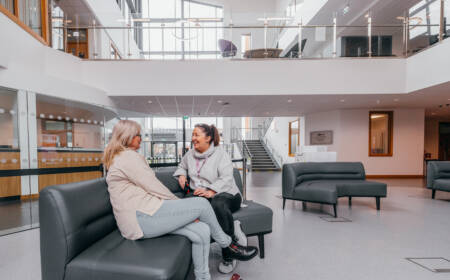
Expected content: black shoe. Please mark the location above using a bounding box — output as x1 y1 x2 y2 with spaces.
222 241 258 261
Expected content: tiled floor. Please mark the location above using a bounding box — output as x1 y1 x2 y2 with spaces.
1 172 450 280
0 199 39 234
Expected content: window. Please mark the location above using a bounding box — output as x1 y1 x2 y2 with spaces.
289 119 300 156
141 0 223 59
369 111 393 156
0 0 48 44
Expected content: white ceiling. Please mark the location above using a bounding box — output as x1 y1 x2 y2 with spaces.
110 81 450 118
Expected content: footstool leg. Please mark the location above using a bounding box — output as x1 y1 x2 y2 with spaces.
302 201 307 210
283 198 286 210
333 204 337 218
348 196 352 207
257 234 265 259
375 197 380 210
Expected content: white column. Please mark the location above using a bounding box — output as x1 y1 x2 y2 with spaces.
17 90 30 196
27 92 39 195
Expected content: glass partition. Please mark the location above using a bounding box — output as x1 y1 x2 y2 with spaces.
0 88 27 235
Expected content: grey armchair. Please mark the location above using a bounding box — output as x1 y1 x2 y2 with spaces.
427 161 450 199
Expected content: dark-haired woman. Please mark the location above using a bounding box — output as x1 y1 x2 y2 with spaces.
174 124 253 273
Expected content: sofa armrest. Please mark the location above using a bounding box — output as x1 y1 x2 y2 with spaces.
282 164 297 198
427 162 437 189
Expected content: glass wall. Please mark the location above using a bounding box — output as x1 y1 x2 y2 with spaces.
0 87 119 236
0 88 27 235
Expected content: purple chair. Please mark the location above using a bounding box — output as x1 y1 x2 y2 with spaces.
218 39 237 57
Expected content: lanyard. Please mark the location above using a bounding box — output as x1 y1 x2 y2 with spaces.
195 157 208 177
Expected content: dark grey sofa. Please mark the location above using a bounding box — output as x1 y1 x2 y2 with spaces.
427 161 450 199
282 162 387 217
40 169 272 280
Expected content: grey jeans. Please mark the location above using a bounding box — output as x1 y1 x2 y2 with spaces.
136 197 232 280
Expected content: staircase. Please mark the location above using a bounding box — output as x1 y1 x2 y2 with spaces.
243 140 280 171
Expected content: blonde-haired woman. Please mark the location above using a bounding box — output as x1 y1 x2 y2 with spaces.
104 120 257 280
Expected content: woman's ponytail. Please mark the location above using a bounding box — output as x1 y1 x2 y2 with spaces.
211 124 220 146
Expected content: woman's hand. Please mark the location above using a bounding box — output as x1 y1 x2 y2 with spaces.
178 175 187 189
194 188 216 198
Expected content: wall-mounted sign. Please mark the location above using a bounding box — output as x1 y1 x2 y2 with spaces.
310 130 333 145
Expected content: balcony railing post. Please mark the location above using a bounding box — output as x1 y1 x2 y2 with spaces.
333 14 337 58
439 0 445 42
242 156 247 200
92 19 98 59
161 23 165 60
264 18 268 56
367 13 372 58
298 19 303 58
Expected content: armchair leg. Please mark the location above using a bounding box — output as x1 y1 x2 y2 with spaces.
283 198 286 210
257 234 265 259
302 202 307 210
432 189 436 199
333 204 337 218
348 196 352 207
375 197 380 210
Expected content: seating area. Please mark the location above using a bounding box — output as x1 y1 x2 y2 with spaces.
282 162 387 217
39 169 272 280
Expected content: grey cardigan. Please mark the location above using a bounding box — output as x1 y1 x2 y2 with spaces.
173 144 241 197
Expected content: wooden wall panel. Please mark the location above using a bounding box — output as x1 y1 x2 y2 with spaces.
38 171 102 191
0 152 21 198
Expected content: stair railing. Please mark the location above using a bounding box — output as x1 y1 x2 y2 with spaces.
261 136 283 168
231 127 253 171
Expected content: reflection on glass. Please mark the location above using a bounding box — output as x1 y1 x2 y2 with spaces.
19 0 42 35
289 119 299 156
0 0 15 14
370 112 393 156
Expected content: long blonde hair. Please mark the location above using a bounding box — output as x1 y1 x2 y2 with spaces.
103 120 141 170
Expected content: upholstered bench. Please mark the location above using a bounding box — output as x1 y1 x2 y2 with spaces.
282 162 387 217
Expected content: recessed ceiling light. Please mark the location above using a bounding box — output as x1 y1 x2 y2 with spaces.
147 100 152 104
217 100 223 104
376 100 381 104
394 98 399 102
340 99 345 102
287 99 292 103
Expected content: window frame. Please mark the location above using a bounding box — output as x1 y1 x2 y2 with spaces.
288 119 300 157
368 111 393 157
0 0 49 45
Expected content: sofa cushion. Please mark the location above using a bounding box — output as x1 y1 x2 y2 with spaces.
65 230 192 280
233 201 273 235
294 181 338 204
335 180 387 197
433 179 450 191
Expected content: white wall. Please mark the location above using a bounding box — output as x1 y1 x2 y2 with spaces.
0 12 114 108
304 108 425 175
264 116 303 164
305 110 340 151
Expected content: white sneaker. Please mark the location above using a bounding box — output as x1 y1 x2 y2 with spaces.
218 259 237 274
233 220 247 246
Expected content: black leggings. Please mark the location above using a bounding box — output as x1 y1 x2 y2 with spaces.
184 192 241 238
208 193 242 238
